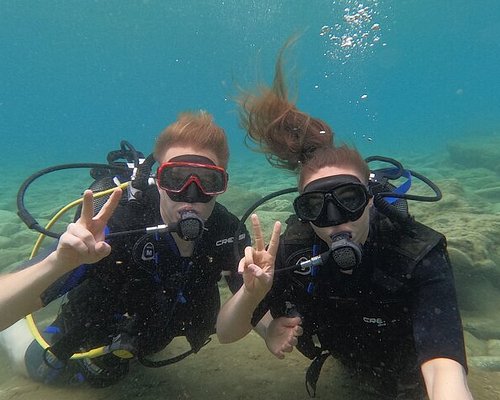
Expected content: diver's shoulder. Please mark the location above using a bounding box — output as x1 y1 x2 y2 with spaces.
212 202 240 222
371 211 446 262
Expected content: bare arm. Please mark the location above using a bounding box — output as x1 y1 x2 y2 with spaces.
217 215 302 358
217 214 280 343
0 252 69 331
0 188 122 331
217 281 268 343
421 358 473 400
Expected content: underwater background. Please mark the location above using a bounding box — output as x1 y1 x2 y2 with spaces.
1 0 499 399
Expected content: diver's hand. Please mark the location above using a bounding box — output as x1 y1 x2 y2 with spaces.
265 316 303 359
239 214 281 302
54 188 122 271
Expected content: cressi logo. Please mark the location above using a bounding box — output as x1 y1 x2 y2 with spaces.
362 316 387 327
216 233 246 247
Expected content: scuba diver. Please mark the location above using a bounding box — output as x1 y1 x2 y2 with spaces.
216 40 473 400
0 111 251 387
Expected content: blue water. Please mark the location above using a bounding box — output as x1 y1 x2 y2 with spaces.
2 0 499 172
1 1 500 399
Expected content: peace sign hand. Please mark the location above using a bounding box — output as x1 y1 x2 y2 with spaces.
54 188 122 272
239 214 281 302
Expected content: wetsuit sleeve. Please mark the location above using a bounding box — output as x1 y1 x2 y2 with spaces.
250 291 273 326
411 246 467 370
223 222 251 294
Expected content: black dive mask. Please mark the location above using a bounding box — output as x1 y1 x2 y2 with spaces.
294 175 372 227
161 155 220 204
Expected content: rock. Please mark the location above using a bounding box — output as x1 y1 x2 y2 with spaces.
468 356 500 371
219 187 263 218
448 135 500 173
487 340 500 356
464 319 500 340
464 331 487 357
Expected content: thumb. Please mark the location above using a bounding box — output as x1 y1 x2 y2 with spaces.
94 241 112 259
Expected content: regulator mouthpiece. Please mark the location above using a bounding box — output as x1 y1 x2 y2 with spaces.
329 232 363 272
176 211 205 241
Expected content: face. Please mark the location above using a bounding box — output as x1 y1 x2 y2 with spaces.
300 165 372 246
157 145 221 225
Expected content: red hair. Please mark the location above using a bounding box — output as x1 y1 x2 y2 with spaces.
154 111 229 168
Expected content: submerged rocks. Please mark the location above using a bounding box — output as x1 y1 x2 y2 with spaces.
448 134 500 174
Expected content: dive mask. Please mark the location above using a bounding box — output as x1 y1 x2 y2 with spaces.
157 155 228 203
294 174 372 227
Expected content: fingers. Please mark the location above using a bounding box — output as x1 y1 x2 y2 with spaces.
238 246 256 274
275 335 297 358
59 226 93 255
238 256 246 274
79 190 94 228
295 324 304 337
282 316 302 328
251 214 265 251
244 246 254 269
245 263 264 277
78 187 122 241
60 222 112 264
251 214 281 257
94 187 122 224
282 340 296 353
267 221 281 258
280 324 300 355
66 222 97 253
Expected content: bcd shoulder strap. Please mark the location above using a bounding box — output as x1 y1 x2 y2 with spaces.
370 213 446 290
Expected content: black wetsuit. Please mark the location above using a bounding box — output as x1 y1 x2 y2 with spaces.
26 187 249 387
252 212 466 399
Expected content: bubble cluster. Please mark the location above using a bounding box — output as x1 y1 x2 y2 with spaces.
320 1 385 63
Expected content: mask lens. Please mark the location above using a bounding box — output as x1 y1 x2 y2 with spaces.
160 165 189 191
294 192 325 220
157 162 227 195
333 184 368 212
194 166 226 192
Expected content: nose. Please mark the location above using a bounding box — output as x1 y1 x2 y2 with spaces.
325 200 343 224
184 182 202 203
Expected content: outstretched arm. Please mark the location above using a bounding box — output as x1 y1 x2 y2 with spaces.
421 358 473 400
217 214 281 343
0 188 122 331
